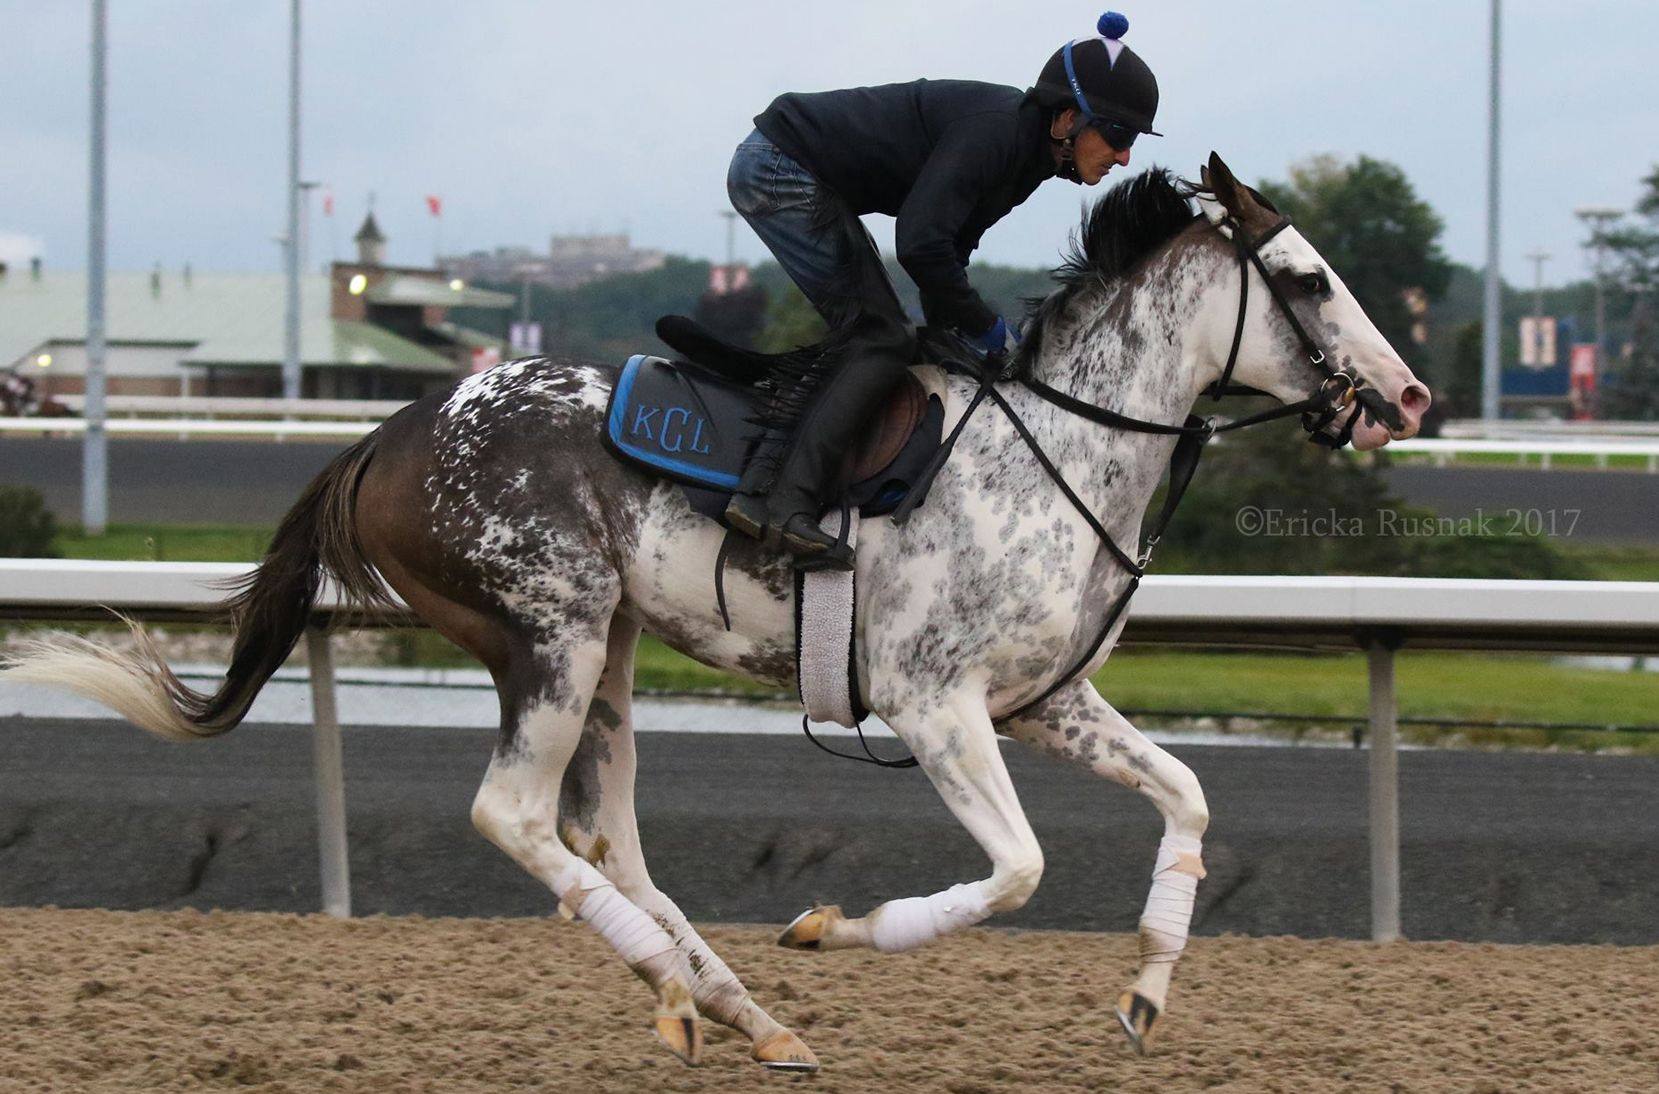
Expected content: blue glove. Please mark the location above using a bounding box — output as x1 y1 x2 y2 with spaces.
972 316 1022 360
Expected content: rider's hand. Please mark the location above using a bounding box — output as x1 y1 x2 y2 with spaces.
971 316 1022 375
973 316 1021 356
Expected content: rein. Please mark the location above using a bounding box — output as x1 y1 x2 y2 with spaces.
880 211 1373 745
806 209 1392 765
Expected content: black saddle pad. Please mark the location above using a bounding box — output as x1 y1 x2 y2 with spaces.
604 354 751 490
603 353 943 522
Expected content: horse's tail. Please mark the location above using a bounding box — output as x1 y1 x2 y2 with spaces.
1 432 391 742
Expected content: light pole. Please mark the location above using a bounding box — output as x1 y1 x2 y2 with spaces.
1523 249 1550 367
282 0 303 402
1481 0 1503 422
718 209 737 267
1575 206 1623 374
1524 250 1550 323
298 180 321 272
83 0 109 535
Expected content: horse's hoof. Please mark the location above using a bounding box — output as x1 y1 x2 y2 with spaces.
654 1015 702 1066
654 980 702 1066
751 1029 821 1072
777 905 843 951
1115 989 1160 1056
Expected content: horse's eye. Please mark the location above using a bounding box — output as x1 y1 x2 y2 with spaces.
1298 272 1329 295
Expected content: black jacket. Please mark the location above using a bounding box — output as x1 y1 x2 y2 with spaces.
755 79 1056 335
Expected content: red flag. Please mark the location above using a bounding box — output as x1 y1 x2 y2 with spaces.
321 190 334 217
426 194 443 217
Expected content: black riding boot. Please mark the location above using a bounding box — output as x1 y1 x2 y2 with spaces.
723 424 791 543
763 339 911 569
724 215 915 562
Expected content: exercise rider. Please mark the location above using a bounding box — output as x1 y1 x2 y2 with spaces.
722 11 1162 569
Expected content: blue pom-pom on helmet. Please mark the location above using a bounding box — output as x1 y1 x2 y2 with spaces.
1032 7 1161 153
1097 11 1129 39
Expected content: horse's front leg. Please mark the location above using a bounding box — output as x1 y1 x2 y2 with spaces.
778 690 1044 953
997 679 1210 1054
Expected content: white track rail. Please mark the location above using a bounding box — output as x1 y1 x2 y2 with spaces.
5 560 1658 936
8 416 1659 469
0 417 375 440
50 395 410 421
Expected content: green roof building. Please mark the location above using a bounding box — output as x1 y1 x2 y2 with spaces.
2 234 513 401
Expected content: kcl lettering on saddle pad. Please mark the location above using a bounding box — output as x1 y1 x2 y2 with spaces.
603 355 750 490
604 350 947 521
629 404 712 455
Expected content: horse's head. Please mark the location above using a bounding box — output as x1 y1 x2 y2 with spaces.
1194 153 1430 450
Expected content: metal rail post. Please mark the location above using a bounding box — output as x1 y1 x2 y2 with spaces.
83 0 109 534
1366 638 1402 942
305 626 351 917
282 0 303 402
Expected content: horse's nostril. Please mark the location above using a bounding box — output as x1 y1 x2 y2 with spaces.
1400 383 1431 415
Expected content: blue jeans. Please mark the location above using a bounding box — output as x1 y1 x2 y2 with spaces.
726 130 900 330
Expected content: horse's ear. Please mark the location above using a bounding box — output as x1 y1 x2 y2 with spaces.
1205 152 1276 230
1206 152 1248 219
1197 157 1229 227
1244 183 1280 215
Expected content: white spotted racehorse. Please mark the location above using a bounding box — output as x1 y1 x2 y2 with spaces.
3 155 1429 1071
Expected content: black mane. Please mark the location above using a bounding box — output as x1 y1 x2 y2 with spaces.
1017 168 1200 369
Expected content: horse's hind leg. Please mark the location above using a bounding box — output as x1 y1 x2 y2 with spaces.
469 602 704 1066
554 613 819 1072
997 679 1210 1054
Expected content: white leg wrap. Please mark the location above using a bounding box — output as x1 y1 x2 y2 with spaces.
555 860 677 967
645 900 745 1010
1139 834 1203 965
870 881 992 953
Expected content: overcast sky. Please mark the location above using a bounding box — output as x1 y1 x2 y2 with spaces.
3 1 1654 287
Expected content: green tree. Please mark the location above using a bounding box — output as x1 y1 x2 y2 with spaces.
753 282 827 352
0 486 59 558
1157 423 1583 579
1596 165 1659 418
1603 291 1659 419
1258 155 1453 374
1443 319 1486 420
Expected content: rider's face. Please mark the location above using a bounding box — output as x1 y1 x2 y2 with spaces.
1050 109 1132 185
1072 125 1131 185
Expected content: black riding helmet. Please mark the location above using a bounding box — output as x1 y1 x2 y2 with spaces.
1032 11 1161 181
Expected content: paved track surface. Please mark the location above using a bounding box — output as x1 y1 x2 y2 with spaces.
8 436 1659 541
1382 464 1659 542
3 719 1655 943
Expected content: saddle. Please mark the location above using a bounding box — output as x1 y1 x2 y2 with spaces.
602 315 945 526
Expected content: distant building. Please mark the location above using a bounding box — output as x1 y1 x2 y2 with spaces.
441 232 666 290
1 215 513 401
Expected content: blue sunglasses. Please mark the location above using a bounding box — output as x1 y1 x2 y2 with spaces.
1092 119 1139 150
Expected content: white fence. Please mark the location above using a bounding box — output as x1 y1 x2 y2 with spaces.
8 414 1659 471
49 395 410 421
1386 436 1659 471
4 560 1658 939
0 417 375 440
1441 418 1659 440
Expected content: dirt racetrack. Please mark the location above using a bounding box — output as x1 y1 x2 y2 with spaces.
3 908 1656 1093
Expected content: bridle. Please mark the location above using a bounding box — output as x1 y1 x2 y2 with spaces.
1208 213 1388 448
811 207 1401 767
